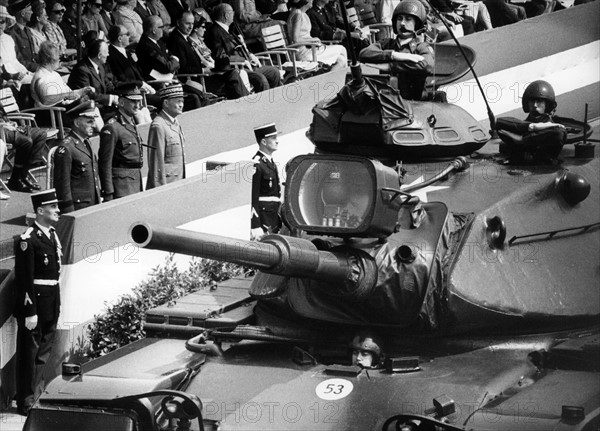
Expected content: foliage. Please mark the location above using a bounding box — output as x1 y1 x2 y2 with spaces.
80 255 250 360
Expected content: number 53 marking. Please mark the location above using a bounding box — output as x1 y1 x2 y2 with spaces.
316 379 354 400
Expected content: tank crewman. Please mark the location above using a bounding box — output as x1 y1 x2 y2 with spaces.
53 101 102 213
350 331 383 369
250 123 282 240
358 0 434 100
14 189 62 416
496 80 567 163
98 82 144 200
146 81 186 190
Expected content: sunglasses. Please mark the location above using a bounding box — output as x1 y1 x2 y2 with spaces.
119 32 129 36
52 9 66 14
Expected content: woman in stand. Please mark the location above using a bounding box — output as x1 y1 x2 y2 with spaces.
81 0 108 37
287 0 347 70
28 2 51 58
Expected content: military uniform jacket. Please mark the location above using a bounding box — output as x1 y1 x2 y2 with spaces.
53 131 102 213
99 112 144 198
251 151 280 229
359 37 434 74
146 111 186 189
7 24 38 72
14 224 61 320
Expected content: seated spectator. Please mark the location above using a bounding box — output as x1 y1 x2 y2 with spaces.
205 4 282 92
68 39 119 118
82 0 109 36
233 0 286 39
135 15 205 110
163 0 189 25
31 41 95 107
147 0 171 29
133 0 154 21
429 0 476 36
44 1 78 62
0 97 47 192
0 5 33 96
484 0 523 27
60 0 85 50
189 16 251 99
99 0 116 30
28 1 51 59
359 0 433 100
287 0 347 70
7 0 38 72
113 0 143 43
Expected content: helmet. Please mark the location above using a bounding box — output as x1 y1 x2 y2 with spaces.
522 80 557 114
392 0 427 32
351 332 383 365
555 171 591 205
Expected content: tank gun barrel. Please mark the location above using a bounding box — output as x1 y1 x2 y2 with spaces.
130 223 377 299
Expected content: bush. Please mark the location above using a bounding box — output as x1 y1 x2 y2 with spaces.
82 254 251 359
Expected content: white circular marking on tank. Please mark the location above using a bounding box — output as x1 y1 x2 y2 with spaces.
315 378 354 400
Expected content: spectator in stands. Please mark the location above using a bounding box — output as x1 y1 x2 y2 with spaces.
31 41 95 107
428 0 475 36
60 0 84 50
484 0 523 27
99 0 116 30
27 1 50 60
98 82 145 200
163 0 188 24
0 98 47 192
134 0 155 21
7 0 38 72
135 15 203 111
45 1 78 61
82 0 109 36
188 16 251 99
68 39 119 118
233 0 286 39
288 0 347 70
359 0 433 100
205 4 282 92
0 5 33 95
146 81 186 189
147 0 170 29
113 0 143 43
106 25 161 107
53 101 102 212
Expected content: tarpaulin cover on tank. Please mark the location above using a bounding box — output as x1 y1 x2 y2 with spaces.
309 77 413 146
284 204 473 329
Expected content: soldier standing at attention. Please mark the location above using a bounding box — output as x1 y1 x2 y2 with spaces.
14 189 62 416
53 101 102 213
251 123 282 240
99 82 145 201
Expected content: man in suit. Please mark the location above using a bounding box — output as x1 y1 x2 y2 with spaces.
164 0 188 23
98 82 145 200
205 4 281 92
134 0 155 20
146 81 186 189
68 39 119 118
136 15 202 110
7 0 38 72
14 189 62 415
53 101 102 213
100 0 116 30
106 24 161 108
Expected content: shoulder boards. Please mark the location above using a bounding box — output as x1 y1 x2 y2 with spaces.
252 154 261 161
20 227 34 240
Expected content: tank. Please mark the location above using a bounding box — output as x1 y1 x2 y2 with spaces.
21 14 600 431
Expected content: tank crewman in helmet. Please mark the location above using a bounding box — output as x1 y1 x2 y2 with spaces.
98 81 145 201
496 80 567 163
250 123 282 241
53 101 102 213
14 189 62 416
359 0 434 100
350 331 383 368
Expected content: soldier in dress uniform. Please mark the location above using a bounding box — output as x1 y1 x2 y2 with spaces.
53 101 102 213
98 81 145 201
14 189 62 416
250 123 282 240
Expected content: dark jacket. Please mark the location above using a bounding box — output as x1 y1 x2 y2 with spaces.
167 29 204 75
53 131 102 213
68 58 115 107
7 24 38 72
164 0 189 23
306 5 338 40
14 223 61 320
107 44 145 85
136 35 181 80
205 22 247 62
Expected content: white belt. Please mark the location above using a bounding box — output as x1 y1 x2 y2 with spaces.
258 196 281 202
33 279 59 286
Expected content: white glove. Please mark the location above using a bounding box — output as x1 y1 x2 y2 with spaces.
25 314 38 330
250 228 265 241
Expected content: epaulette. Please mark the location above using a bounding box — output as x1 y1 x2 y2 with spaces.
20 227 34 240
252 154 261 162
